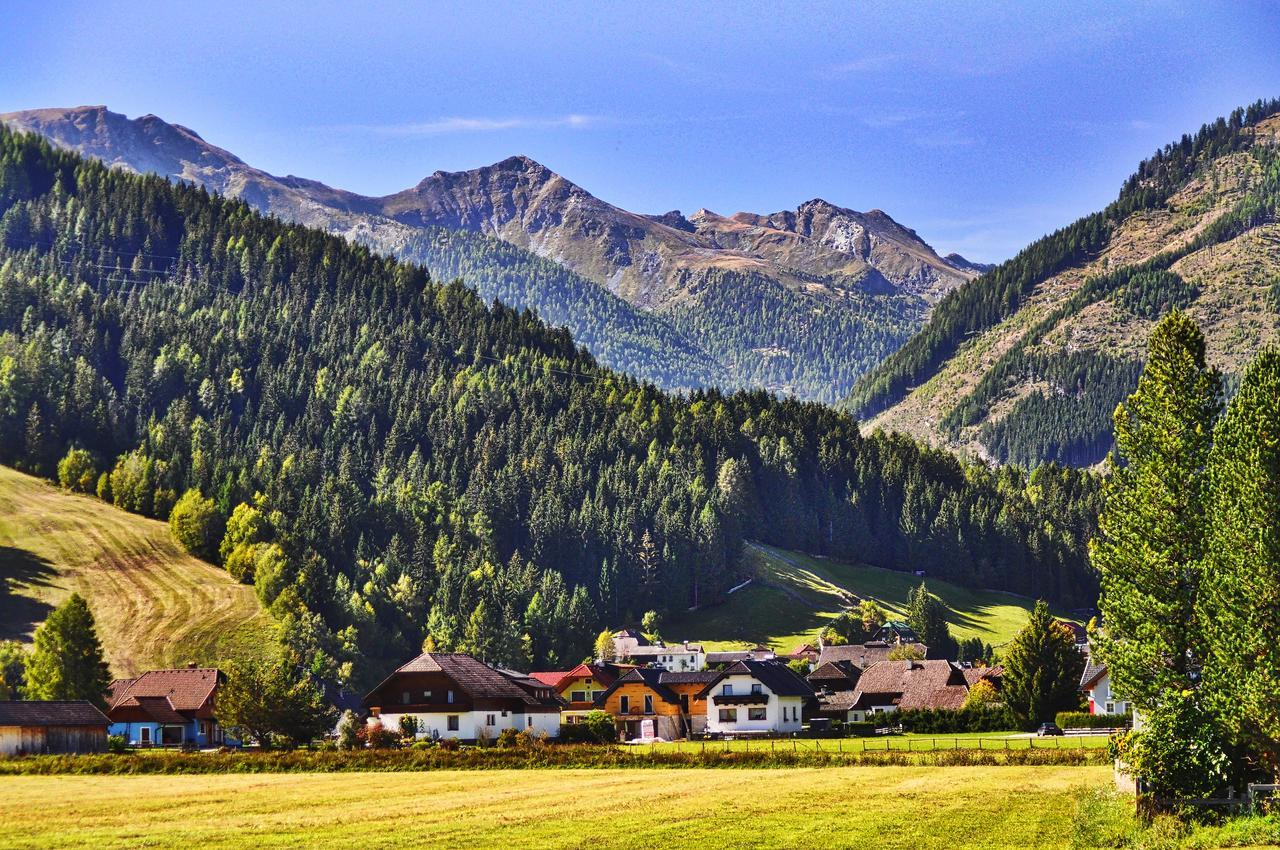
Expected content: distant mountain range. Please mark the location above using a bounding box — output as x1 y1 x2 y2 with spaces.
1 106 978 402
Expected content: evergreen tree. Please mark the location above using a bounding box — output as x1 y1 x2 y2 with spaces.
1002 601 1086 725
1090 311 1221 708
1199 347 1280 773
906 583 957 660
0 641 26 700
23 594 111 707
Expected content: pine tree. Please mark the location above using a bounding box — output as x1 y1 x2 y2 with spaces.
906 583 957 660
24 594 111 707
1090 311 1221 708
1002 601 1086 725
1199 347 1280 773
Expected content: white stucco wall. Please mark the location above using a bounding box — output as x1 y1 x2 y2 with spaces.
376 709 560 740
703 674 804 734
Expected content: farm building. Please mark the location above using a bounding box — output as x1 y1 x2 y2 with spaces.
364 652 563 741
0 701 110 755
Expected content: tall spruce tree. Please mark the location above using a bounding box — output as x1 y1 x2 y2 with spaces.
906 583 957 660
1002 600 1086 725
1090 311 1220 708
1199 347 1280 774
23 593 111 707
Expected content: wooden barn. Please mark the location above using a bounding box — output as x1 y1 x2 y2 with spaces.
0 701 111 755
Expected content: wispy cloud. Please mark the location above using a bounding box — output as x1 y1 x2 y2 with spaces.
826 54 905 75
348 114 598 136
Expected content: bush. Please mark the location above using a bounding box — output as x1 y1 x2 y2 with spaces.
843 721 878 737
1055 711 1131 730
106 734 127 754
558 710 617 744
365 725 400 750
410 740 435 751
168 488 224 562
893 706 1018 733
57 448 98 493
1117 691 1238 799
437 737 460 751
496 728 520 748
398 715 420 739
336 710 361 750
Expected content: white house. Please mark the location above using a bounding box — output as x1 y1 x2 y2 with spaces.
620 640 706 672
696 660 812 735
363 653 562 741
1080 660 1129 716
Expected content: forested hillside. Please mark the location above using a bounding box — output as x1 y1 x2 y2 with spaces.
0 127 1098 686
848 99 1280 467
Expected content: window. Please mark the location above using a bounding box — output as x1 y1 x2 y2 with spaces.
643 695 654 714
486 714 496 726
748 707 766 721
571 691 586 703
140 727 151 745
718 709 738 723
585 678 593 686
750 683 762 695
402 691 411 704
423 690 432 701
1105 701 1114 713
721 684 734 696
501 710 508 718
680 695 690 713
620 696 630 713
447 690 454 704
447 715 459 731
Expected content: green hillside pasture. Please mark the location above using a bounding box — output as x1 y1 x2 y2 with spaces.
0 766 1110 849
665 542 1074 652
0 465 276 678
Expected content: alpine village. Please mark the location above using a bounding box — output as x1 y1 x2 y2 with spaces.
3 5 1280 849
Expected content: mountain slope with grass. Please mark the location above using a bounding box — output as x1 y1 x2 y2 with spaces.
0 105 977 402
662 542 1073 653
847 100 1280 467
0 465 275 678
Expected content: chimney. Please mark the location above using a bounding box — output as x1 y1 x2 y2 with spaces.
187 662 198 669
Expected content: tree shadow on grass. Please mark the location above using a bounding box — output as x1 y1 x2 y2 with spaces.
0 546 57 642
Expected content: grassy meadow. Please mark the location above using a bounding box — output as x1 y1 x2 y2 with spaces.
0 465 275 676
0 765 1109 849
664 541 1072 652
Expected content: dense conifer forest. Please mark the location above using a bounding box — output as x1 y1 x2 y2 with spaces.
0 128 1099 685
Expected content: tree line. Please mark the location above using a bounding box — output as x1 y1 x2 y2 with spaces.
0 126 1099 688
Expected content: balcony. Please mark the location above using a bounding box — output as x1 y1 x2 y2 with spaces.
712 694 769 706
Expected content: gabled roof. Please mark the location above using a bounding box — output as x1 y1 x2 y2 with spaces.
1080 660 1108 690
125 696 189 725
807 660 861 691
0 700 110 726
108 667 222 714
528 671 570 688
593 667 682 706
658 671 719 686
963 666 1004 688
365 653 546 706
818 641 928 669
695 660 814 699
850 660 969 710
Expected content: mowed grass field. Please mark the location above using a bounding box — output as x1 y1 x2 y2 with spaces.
635 732 1112 754
0 465 275 677
664 541 1073 652
0 766 1110 849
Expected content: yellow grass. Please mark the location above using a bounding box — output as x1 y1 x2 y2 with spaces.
0 765 1110 849
0 465 275 678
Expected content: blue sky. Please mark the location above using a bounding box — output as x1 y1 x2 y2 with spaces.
4 1 1279 262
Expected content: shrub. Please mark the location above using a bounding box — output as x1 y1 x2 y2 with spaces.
336 710 361 750
437 737 460 751
410 740 435 751
496 728 520 748
365 724 400 750
843 721 878 737
1117 691 1238 799
1055 711 1131 730
57 448 98 493
398 715 420 739
893 706 1018 733
106 734 127 754
168 488 224 562
558 710 617 744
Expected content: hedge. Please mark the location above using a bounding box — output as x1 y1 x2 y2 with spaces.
892 706 1018 733
1055 711 1131 730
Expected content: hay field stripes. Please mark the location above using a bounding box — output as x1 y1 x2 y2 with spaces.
0 465 275 677
0 766 1111 849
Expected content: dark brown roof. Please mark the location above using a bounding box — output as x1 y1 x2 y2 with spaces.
0 700 110 727
594 667 682 706
963 666 1004 688
850 660 969 710
126 696 189 725
1080 660 1107 690
108 668 222 714
368 653 546 706
807 660 861 691
658 671 719 685
818 641 928 669
696 660 814 699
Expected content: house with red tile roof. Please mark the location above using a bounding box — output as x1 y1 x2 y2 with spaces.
106 665 229 747
530 662 634 724
838 659 972 722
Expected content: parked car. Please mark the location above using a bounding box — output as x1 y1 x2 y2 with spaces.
1036 722 1064 737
